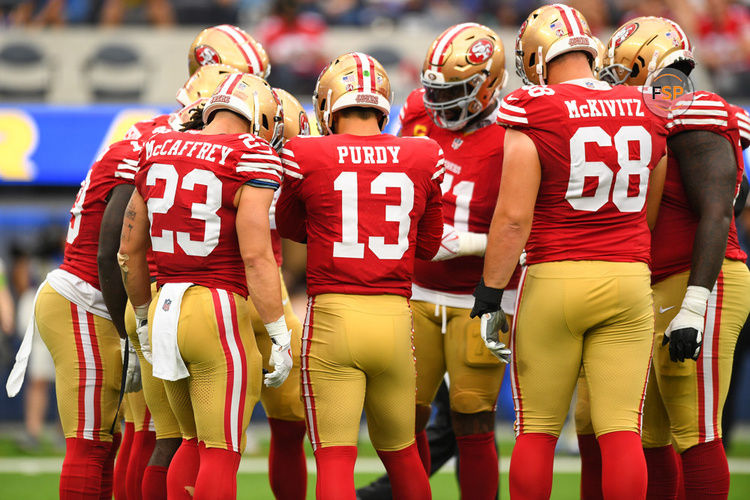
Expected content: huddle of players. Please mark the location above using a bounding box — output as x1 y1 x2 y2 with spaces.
6 3 750 500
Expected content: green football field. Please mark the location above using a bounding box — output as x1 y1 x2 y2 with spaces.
1 432 749 498
2 471 750 499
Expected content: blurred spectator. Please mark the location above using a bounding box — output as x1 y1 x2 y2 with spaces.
10 247 56 451
99 0 174 25
258 0 327 96
569 0 611 35
6 0 67 26
692 0 750 98
0 258 13 337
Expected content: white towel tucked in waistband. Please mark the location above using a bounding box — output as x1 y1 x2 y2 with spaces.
6 278 47 397
152 282 193 381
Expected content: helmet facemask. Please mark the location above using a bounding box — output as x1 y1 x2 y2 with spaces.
422 71 489 131
598 62 634 85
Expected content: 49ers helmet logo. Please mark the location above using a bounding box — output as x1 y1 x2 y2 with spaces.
195 45 221 66
613 22 639 48
467 39 494 64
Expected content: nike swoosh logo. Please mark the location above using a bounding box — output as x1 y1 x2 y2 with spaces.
659 306 676 314
507 96 519 101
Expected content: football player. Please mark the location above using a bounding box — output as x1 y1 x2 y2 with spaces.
3 137 144 498
100 62 246 500
119 73 292 499
471 5 670 498
100 25 270 498
275 52 443 500
398 23 512 498
574 17 750 499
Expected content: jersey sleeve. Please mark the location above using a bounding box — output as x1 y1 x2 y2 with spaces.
106 140 142 185
235 134 283 190
124 124 142 141
666 91 734 137
732 104 750 149
275 139 307 243
398 88 431 137
496 88 534 129
415 143 445 260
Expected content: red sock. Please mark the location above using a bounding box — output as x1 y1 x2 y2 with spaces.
99 431 121 500
126 430 156 500
509 433 557 499
314 446 357 500
644 445 680 499
578 433 602 500
167 438 200 500
599 431 647 500
114 423 134 500
377 443 431 500
456 432 498 500
60 438 112 499
268 418 307 500
193 443 241 500
415 430 431 475
142 465 168 500
681 440 729 499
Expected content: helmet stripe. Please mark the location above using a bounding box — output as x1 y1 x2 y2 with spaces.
556 4 583 36
216 24 261 74
220 73 243 96
430 23 478 70
353 53 365 92
666 20 690 51
555 5 575 36
367 56 377 91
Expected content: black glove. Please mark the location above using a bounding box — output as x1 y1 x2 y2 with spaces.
470 278 504 318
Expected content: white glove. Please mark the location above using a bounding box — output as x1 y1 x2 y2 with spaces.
134 302 151 364
480 311 511 364
432 224 488 261
264 316 293 388
120 337 142 393
663 286 710 362
432 224 460 261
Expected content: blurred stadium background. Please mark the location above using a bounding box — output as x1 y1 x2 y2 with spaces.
1 0 750 498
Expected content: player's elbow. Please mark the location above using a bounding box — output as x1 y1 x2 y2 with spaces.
497 205 532 235
241 245 275 273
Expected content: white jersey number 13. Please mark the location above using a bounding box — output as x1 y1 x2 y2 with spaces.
333 171 414 260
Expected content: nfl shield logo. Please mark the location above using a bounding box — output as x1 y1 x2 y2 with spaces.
162 299 172 312
452 137 463 150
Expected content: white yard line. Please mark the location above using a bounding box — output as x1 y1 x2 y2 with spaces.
2 456 750 475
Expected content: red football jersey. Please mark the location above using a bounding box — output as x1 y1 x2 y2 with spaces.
276 133 444 298
497 80 668 265
124 113 177 142
135 131 282 297
651 92 747 283
127 113 287 267
400 88 520 293
61 140 142 289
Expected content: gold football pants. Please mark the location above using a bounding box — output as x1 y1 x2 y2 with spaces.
301 293 416 451
512 261 653 437
36 283 121 442
151 286 262 452
248 270 304 422
642 259 750 452
125 283 183 439
411 301 506 414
